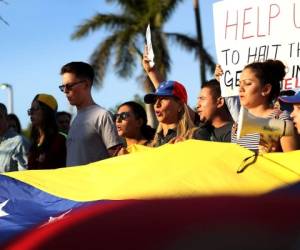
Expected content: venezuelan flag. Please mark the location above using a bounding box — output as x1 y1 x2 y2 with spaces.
0 140 300 245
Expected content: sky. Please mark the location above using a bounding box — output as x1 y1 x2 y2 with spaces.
0 0 219 129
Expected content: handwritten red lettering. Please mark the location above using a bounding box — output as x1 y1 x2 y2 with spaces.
225 10 238 40
294 3 300 28
268 4 280 35
283 78 293 90
296 78 300 88
242 7 254 39
283 78 300 90
257 6 266 37
224 3 282 40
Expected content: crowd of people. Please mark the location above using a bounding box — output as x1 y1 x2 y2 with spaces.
0 57 300 172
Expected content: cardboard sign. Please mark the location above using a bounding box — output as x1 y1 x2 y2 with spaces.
213 0 300 96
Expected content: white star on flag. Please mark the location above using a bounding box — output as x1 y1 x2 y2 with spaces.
0 200 9 217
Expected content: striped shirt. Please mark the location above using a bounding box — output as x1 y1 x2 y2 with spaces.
231 109 291 153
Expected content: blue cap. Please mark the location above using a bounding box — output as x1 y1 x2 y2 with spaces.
279 91 300 104
144 80 187 104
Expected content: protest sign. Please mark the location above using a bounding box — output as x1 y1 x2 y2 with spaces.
213 0 300 96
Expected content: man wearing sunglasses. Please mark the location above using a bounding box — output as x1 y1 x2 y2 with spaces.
60 61 122 167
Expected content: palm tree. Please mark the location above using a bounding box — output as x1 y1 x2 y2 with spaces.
71 0 215 126
193 0 206 85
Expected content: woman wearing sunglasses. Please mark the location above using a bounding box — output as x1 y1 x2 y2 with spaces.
115 101 155 153
27 94 66 169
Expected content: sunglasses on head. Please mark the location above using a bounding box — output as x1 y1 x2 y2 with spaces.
58 80 85 92
113 112 131 121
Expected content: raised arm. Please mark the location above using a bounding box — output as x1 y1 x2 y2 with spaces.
142 45 164 88
142 46 198 124
214 64 240 122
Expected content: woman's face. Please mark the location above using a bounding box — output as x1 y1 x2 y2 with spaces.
7 118 18 133
29 100 43 127
154 96 181 124
291 104 300 134
115 105 142 138
239 68 268 109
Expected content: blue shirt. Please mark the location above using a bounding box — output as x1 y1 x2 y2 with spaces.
0 128 30 172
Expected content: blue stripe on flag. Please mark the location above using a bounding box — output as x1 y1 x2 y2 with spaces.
0 175 103 244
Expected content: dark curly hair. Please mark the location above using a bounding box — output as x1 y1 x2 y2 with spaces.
244 60 286 104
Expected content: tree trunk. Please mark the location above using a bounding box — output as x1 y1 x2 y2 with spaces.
193 0 206 86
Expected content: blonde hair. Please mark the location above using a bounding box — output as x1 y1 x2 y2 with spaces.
150 100 196 147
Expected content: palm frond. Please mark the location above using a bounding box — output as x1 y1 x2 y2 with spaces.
165 32 215 73
133 43 143 58
165 32 198 52
198 49 215 74
106 0 148 16
0 16 8 25
72 0 214 91
152 31 170 78
158 0 184 23
71 13 133 40
0 0 9 25
89 34 119 88
114 31 138 78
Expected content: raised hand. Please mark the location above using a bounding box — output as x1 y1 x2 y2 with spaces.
142 45 155 73
214 64 224 82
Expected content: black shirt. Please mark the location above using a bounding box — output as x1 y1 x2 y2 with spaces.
193 126 212 141
154 129 177 147
194 113 232 142
154 126 211 147
208 122 233 142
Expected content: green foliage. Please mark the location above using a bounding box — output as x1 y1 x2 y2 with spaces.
133 94 145 108
71 0 215 89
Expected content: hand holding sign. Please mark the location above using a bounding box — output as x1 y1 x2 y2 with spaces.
145 24 155 68
214 64 224 82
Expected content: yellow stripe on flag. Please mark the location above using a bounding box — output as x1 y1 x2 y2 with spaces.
4 140 300 201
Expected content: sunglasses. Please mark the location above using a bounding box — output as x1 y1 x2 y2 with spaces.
27 107 40 116
113 112 131 121
58 80 85 92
